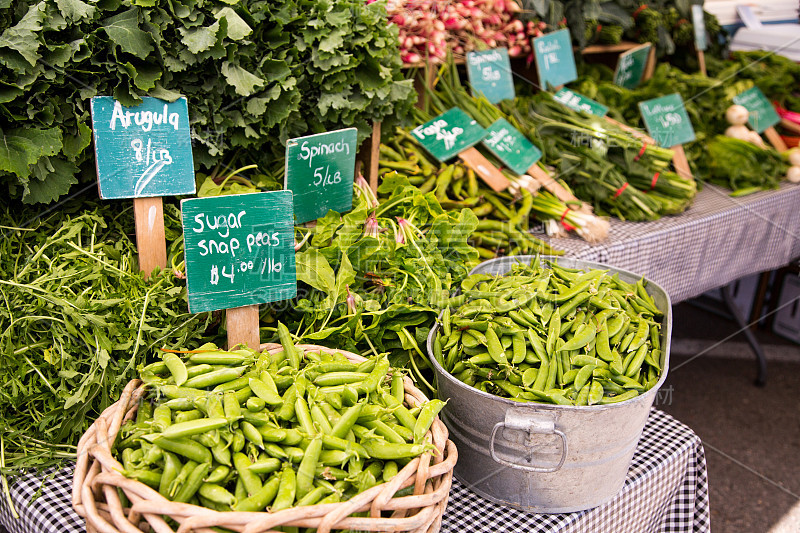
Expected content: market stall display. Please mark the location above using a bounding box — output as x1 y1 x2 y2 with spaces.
5 0 800 531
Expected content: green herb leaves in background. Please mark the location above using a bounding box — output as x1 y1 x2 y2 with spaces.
0 0 415 205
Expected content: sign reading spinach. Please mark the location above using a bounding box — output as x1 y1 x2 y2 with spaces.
285 128 358 224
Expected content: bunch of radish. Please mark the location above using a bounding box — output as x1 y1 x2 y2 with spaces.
387 0 549 65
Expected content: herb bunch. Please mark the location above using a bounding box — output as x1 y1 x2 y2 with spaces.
0 200 213 472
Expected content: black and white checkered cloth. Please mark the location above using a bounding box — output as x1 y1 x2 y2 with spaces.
441 409 710 533
0 409 707 533
547 182 800 303
0 466 83 533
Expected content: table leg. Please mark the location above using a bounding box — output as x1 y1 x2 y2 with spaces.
721 283 767 386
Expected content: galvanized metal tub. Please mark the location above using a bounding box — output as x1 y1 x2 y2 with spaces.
426 255 672 513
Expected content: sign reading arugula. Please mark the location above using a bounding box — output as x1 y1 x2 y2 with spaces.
411 108 487 162
691 5 708 51
553 87 609 117
532 29 578 89
732 86 780 133
638 93 696 147
90 96 196 199
466 48 515 104
285 128 358 224
613 43 651 90
482 118 542 175
181 191 297 314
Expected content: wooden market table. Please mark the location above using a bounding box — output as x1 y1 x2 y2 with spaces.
0 409 708 533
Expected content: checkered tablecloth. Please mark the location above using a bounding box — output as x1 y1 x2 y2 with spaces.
0 409 707 533
546 182 800 303
440 409 709 533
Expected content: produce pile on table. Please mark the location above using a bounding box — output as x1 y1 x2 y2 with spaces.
388 0 551 64
572 57 790 194
115 333 443 512
434 257 664 405
424 62 696 220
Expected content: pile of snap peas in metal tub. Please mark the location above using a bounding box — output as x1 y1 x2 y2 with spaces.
432 257 664 406
114 323 444 513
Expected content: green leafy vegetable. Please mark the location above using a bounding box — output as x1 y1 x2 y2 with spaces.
0 0 415 204
0 199 214 472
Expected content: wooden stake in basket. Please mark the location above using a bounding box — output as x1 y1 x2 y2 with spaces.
90 96 197 279
670 144 693 179
226 305 260 349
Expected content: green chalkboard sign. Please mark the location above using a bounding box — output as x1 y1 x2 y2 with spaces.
90 96 196 199
482 118 542 175
733 86 780 134
466 48 515 104
553 87 609 117
285 128 358 224
411 108 487 162
533 29 578 89
638 93 696 147
181 191 297 313
613 43 651 90
691 5 708 51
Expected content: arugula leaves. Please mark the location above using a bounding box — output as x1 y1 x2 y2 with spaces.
0 199 214 472
0 0 415 204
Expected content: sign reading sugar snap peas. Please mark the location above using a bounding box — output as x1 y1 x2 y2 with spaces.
532 29 578 89
482 118 542 175
613 43 651 90
411 108 487 162
285 128 357 224
181 191 297 313
553 87 609 117
466 48 515 104
733 86 780 134
638 93 696 147
90 96 196 199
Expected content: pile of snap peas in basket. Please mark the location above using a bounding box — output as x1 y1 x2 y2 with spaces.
114 323 444 513
432 258 664 406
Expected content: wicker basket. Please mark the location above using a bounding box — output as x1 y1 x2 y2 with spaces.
72 343 457 533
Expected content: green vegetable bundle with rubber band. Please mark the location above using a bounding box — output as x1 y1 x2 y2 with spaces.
434 257 664 406
73 327 457 532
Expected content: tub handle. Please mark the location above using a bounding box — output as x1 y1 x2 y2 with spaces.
489 412 568 473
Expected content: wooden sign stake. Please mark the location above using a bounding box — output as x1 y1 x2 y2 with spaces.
227 305 260 349
763 127 788 152
133 196 167 278
670 144 693 179
458 147 510 192
603 117 656 144
527 165 580 204
357 120 382 193
697 49 707 77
